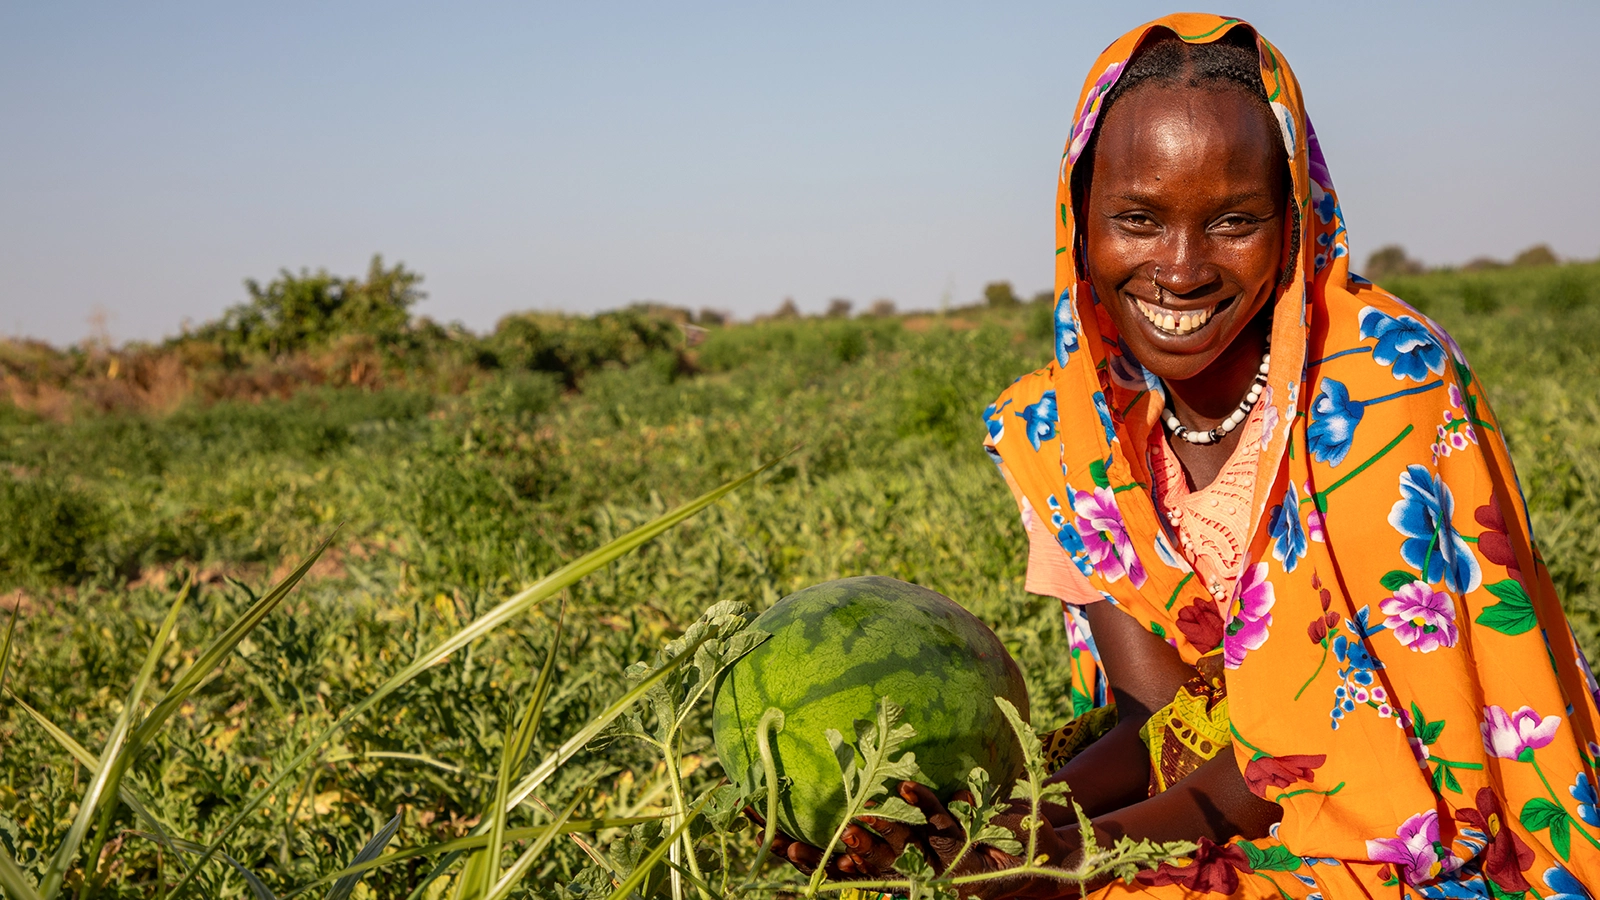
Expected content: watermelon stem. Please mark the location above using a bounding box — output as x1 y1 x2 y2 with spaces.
748 707 787 878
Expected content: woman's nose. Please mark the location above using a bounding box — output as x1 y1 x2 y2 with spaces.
1153 233 1217 296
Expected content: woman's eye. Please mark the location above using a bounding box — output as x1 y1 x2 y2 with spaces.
1119 213 1156 228
1216 215 1257 230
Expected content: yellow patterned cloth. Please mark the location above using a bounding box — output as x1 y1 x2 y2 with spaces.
1140 651 1230 795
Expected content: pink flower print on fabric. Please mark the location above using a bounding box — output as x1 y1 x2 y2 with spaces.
1259 385 1279 451
1066 60 1126 164
1302 481 1327 543
1366 811 1450 886
1380 581 1459 653
1072 486 1148 588
1224 562 1275 669
1481 704 1562 761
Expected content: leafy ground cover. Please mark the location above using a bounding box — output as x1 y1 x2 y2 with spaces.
0 260 1596 897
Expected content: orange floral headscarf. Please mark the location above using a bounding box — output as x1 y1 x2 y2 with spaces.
986 13 1600 898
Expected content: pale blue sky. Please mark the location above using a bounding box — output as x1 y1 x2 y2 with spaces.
3 2 1597 345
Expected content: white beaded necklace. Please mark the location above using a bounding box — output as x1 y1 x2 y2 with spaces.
1160 351 1270 445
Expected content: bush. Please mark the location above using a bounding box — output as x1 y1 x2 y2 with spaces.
983 281 1019 308
1462 281 1501 315
1540 270 1590 312
0 472 107 584
185 255 424 360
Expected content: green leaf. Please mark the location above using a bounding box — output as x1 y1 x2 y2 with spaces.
1070 688 1095 717
1419 721 1445 746
1520 797 1567 831
1240 841 1302 872
1476 579 1538 636
1441 765 1462 794
1550 812 1572 861
602 795 708 900
1380 570 1419 591
1089 458 1110 488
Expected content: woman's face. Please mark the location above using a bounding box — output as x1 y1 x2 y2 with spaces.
1082 83 1289 383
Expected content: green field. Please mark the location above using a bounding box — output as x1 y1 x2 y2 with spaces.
1 260 1597 897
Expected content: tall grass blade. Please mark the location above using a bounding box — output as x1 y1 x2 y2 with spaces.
4 690 191 878
601 795 709 900
126 833 278 900
0 848 43 900
131 540 333 751
269 815 663 900
39 581 188 899
167 461 774 900
0 602 19 696
478 602 564 895
323 813 401 900
483 794 582 900
397 652 695 900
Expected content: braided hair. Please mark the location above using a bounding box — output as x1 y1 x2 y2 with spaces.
1069 26 1295 285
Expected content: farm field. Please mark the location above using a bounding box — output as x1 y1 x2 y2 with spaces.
1 261 1598 897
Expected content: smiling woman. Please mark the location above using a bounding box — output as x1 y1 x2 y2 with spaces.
776 12 1600 900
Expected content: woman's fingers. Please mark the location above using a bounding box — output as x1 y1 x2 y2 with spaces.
900 781 962 836
841 822 905 874
785 839 823 873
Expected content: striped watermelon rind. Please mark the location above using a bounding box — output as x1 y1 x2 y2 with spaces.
711 576 1030 847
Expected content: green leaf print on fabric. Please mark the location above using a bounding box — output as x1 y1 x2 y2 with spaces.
1476 579 1539 635
1089 458 1110 489
1240 841 1303 872
1521 797 1572 860
1380 570 1419 591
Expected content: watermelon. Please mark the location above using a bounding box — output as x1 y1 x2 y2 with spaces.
711 576 1030 848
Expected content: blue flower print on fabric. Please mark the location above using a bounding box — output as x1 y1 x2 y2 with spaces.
1091 391 1116 446
1309 378 1363 466
1388 465 1483 594
1544 865 1593 900
1108 338 1162 394
1268 481 1309 573
1054 290 1080 365
1359 306 1446 382
1330 606 1386 730
1571 772 1600 827
983 399 1011 442
1015 391 1057 451
1312 181 1338 225
1048 494 1094 576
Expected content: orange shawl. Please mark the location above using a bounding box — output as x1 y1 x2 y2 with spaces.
985 13 1600 898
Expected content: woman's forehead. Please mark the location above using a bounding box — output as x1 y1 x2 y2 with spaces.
1093 85 1284 183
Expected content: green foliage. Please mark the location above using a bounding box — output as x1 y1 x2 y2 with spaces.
0 260 1598 895
982 281 1019 308
481 310 682 388
0 472 107 584
189 256 424 359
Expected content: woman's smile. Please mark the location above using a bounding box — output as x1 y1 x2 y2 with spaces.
1128 291 1234 339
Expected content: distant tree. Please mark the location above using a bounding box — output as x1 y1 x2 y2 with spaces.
696 308 728 327
1363 245 1425 282
1512 244 1559 268
1462 256 1506 272
983 281 1019 307
1030 290 1054 306
188 254 423 358
772 298 800 319
867 298 897 318
826 298 854 318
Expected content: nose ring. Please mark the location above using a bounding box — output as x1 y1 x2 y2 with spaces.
1151 267 1163 303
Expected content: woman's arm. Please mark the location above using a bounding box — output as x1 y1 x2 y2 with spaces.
1038 602 1199 820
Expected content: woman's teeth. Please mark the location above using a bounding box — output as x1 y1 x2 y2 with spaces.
1135 297 1215 336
